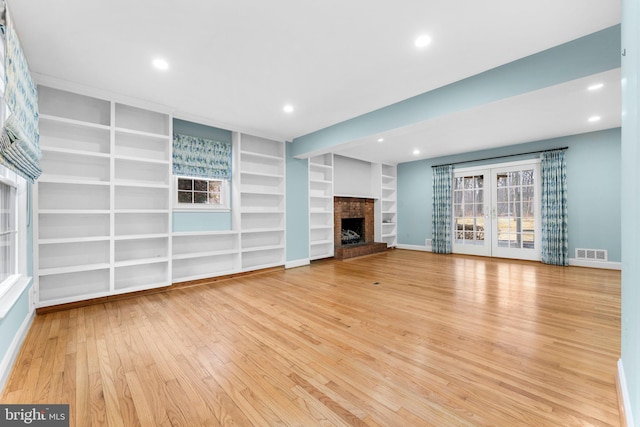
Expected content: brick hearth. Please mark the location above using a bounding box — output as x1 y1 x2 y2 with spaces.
334 196 387 260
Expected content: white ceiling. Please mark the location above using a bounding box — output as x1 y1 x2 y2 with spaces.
9 0 621 163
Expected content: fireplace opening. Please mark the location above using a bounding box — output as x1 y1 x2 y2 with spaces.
341 218 364 245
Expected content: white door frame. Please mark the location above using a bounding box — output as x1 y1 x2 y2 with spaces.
452 159 541 261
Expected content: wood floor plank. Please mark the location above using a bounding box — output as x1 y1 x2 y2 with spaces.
1 251 622 425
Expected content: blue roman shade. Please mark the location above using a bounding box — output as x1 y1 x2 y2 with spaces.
0 9 41 183
172 133 231 180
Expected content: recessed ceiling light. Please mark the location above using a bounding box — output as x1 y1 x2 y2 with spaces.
588 83 604 91
152 58 169 70
415 35 432 48
283 104 294 113
377 138 384 143
413 149 420 155
588 116 601 122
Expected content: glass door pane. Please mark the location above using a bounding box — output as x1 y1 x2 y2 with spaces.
491 164 541 261
452 170 491 256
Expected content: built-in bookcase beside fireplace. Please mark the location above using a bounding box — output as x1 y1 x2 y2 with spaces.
334 197 387 259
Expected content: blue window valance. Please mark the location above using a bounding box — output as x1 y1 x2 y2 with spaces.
172 133 231 180
0 11 41 183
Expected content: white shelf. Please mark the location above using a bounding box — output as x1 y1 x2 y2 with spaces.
241 209 285 214
240 190 285 197
308 153 334 261
172 230 239 237
114 233 169 241
375 164 398 247
39 263 112 276
114 127 169 140
114 181 170 189
39 236 110 245
113 154 170 165
172 270 238 284
172 249 240 260
41 146 111 159
36 86 172 307
311 239 333 246
241 228 284 234
239 150 282 161
38 176 110 186
240 171 284 179
237 134 286 271
115 257 170 268
38 209 111 215
309 163 332 170
39 114 111 131
310 225 333 230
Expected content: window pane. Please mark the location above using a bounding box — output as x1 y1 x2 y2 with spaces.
454 190 463 204
521 169 534 185
208 181 221 193
508 171 520 186
454 204 463 217
194 180 208 191
178 191 193 203
208 192 221 204
454 177 463 190
194 192 208 204
178 179 192 191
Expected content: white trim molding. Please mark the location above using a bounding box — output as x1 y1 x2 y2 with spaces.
285 258 310 269
396 244 432 252
617 359 635 427
568 258 622 270
0 307 34 393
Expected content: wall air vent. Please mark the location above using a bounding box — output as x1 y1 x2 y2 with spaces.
575 248 608 262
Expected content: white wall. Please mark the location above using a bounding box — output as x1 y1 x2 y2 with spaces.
333 155 375 198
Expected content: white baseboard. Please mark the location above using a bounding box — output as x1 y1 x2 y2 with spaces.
396 244 432 252
618 359 635 427
568 258 622 270
0 309 35 394
285 258 310 269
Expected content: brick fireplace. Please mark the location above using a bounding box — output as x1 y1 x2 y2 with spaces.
334 197 387 260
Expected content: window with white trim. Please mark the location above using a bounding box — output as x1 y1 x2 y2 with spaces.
0 165 29 316
0 178 17 285
174 176 230 210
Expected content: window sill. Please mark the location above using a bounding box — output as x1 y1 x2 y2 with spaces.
0 275 32 319
173 207 231 213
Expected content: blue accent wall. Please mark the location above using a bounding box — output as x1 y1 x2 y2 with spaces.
285 142 309 262
621 0 639 422
398 129 621 262
172 212 232 232
0 285 31 367
173 118 232 143
172 119 233 232
1 184 34 390
290 25 621 158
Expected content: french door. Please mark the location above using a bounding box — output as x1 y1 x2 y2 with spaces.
452 161 541 261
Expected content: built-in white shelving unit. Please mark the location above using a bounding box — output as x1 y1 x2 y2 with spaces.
35 86 172 307
169 134 285 282
308 154 334 260
238 134 286 271
36 86 287 307
171 231 240 282
376 163 398 247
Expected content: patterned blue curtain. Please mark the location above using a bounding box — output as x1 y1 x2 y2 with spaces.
432 165 453 254
172 133 231 179
0 15 41 183
541 150 568 266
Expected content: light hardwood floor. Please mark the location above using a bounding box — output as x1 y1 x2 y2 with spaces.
1 250 621 426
